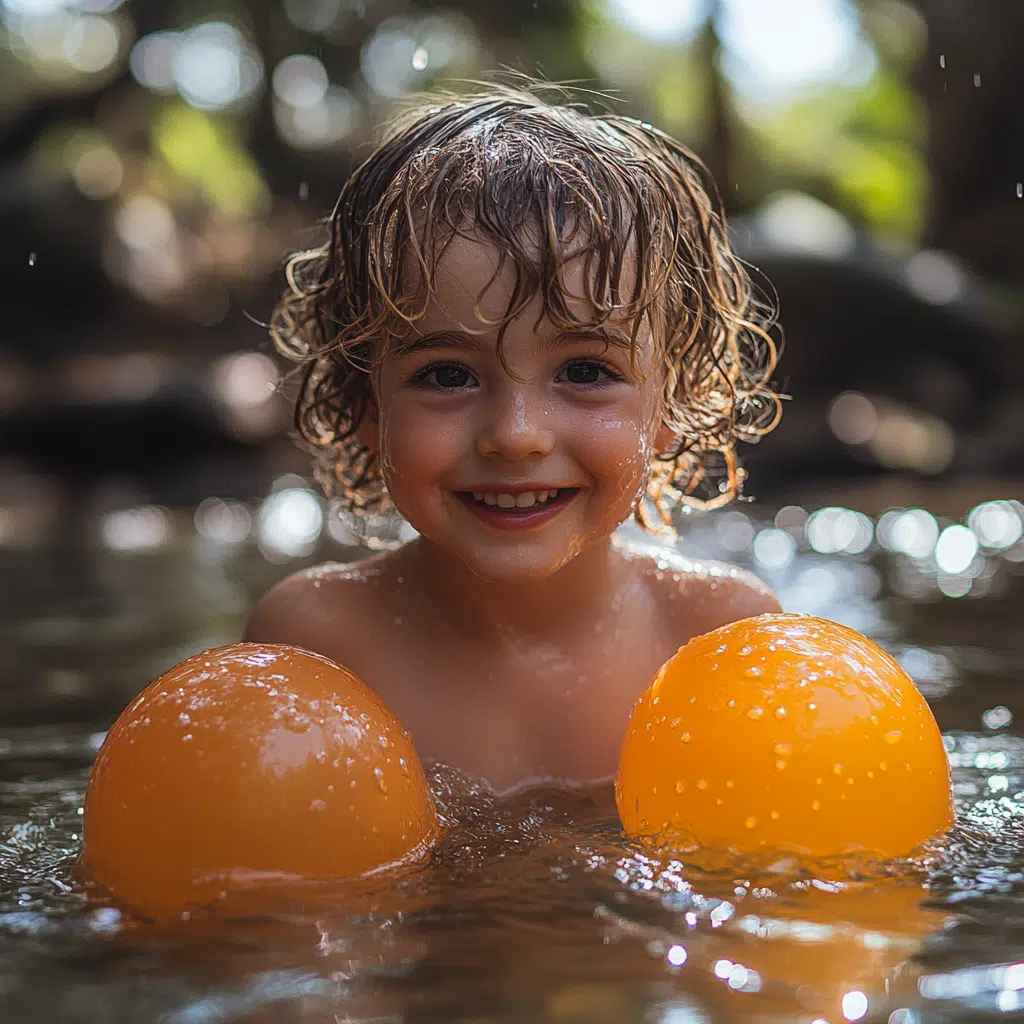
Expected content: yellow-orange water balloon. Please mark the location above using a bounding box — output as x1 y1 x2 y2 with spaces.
616 614 953 857
81 643 438 918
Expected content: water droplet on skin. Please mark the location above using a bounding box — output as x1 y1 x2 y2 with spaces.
811 800 821 811
774 742 792 756
680 731 691 743
675 781 685 794
770 810 780 820
745 666 763 678
747 706 764 720
745 816 757 829
373 768 387 794
885 730 903 744
697 779 708 790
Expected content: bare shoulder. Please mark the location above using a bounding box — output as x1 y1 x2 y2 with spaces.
243 553 393 664
624 542 781 640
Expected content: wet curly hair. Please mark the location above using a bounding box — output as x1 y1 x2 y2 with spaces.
270 84 781 527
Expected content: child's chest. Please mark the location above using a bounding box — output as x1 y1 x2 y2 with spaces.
360 614 677 790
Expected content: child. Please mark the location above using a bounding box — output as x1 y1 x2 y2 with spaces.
245 86 783 792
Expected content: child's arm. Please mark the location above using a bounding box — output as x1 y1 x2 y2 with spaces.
243 567 363 667
656 559 783 644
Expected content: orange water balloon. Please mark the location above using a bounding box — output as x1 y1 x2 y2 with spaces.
81 643 438 918
616 614 953 858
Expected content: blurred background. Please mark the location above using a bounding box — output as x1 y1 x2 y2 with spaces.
1 0 1023 675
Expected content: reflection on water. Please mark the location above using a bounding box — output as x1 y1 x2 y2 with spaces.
1 498 1024 1022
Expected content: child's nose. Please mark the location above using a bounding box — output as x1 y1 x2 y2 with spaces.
476 388 555 461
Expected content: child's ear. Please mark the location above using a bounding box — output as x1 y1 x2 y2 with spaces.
653 420 676 455
356 395 380 453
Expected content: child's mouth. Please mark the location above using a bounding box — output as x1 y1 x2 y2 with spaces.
455 488 579 529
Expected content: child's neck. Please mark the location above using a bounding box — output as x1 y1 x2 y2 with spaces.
396 535 635 640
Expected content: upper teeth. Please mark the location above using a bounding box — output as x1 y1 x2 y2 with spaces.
471 490 559 508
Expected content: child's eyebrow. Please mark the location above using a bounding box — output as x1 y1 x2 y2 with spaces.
396 325 636 355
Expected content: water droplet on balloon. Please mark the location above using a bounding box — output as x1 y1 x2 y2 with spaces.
747 706 764 720
885 730 903 744
373 767 387 794
696 779 708 790
744 816 757 829
811 799 821 811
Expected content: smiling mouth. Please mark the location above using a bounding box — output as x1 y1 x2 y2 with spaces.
468 488 564 510
454 487 581 525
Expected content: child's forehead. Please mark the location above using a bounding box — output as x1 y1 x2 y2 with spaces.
398 227 648 338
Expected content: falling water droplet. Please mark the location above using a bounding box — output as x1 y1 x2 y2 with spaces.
28 252 37 266
298 181 309 200
1017 183 1023 198
939 53 946 68
412 46 428 71
973 73 982 86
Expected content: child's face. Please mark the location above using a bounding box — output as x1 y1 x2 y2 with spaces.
365 232 667 583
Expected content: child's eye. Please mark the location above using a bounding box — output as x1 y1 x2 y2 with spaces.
410 363 478 390
557 360 622 386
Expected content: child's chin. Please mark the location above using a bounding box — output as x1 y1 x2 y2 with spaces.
459 549 578 585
